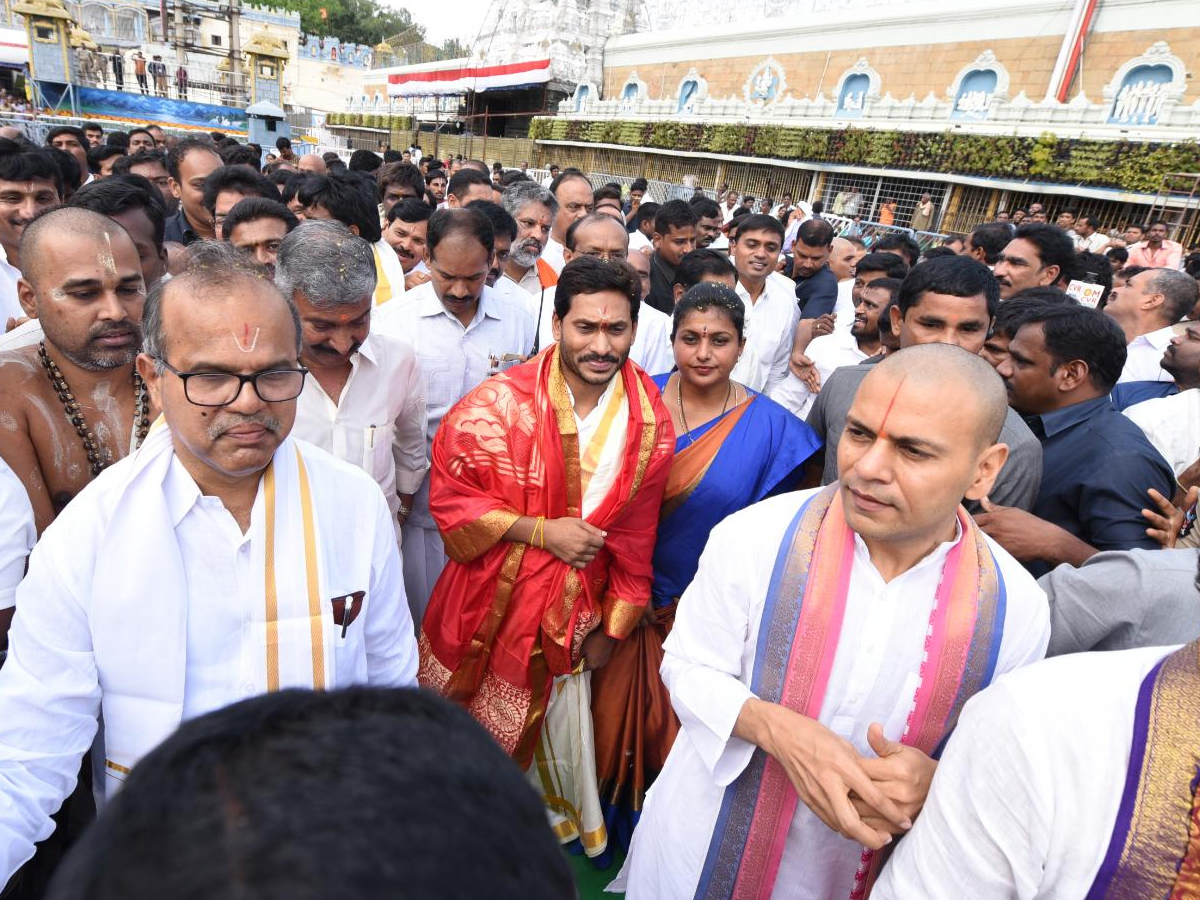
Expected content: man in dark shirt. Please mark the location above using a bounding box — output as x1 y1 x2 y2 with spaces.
806 255 1043 512
646 200 697 315
792 218 838 319
163 138 222 245
982 304 1174 576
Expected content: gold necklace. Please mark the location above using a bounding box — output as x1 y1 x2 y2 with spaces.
37 341 149 477
675 377 733 446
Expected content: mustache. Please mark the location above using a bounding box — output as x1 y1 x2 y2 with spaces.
579 353 619 365
207 412 283 440
87 322 139 341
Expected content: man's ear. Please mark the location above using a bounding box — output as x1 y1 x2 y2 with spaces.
964 442 1010 501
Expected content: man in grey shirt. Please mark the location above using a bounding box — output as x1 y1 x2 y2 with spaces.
806 256 1043 511
1043 548 1199 655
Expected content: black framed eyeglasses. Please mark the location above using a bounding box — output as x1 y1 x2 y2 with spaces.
155 358 308 407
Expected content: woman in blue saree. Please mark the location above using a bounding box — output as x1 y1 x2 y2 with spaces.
591 283 822 855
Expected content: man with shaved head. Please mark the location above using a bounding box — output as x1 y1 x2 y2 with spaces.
618 343 1049 900
0 241 418 887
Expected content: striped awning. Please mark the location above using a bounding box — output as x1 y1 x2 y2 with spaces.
387 58 551 97
0 29 28 69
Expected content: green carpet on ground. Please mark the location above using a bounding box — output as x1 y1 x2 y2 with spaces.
567 847 625 899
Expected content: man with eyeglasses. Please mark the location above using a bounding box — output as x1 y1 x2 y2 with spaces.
543 169 595 275
0 240 418 887
534 214 673 377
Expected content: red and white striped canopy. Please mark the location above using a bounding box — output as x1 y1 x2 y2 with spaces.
387 59 551 97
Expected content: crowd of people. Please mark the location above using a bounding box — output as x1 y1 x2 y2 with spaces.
0 116 1198 900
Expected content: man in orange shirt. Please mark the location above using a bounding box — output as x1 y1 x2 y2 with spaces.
1126 220 1183 270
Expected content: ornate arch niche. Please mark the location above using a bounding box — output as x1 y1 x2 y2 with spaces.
619 71 646 110
1103 42 1187 126
833 58 881 118
744 56 787 108
573 81 598 111
947 50 1010 120
675 67 707 115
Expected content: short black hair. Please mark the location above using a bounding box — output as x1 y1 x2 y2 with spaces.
201 165 277 216
1013 223 1077 284
275 136 292 151
465 199 517 241
46 125 87 148
690 196 722 221
105 131 130 150
297 171 382 242
447 167 491 199
166 137 219 182
923 246 958 260
671 282 745 340
674 248 737 289
968 223 1013 265
348 148 383 174
0 137 64 197
897 254 1000 319
1106 246 1129 266
217 141 262 169
992 290 1079 338
127 127 155 145
82 121 103 134
427 206 494 259
732 213 784 243
387 197 434 225
47 148 81 193
222 196 300 241
654 199 698 236
795 218 834 248
549 168 591 196
860 275 903 306
854 251 909 280
45 688 574 900
593 184 622 204
498 169 531 189
111 149 167 177
554 254 640 324
68 174 167 250
86 144 125 175
376 161 424 199
1018 305 1127 392
631 177 648 192
873 232 920 265
634 201 660 228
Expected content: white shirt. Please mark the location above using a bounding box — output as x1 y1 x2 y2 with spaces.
629 229 653 254
0 318 42 352
570 376 627 518
1118 325 1175 383
618 489 1050 900
0 440 418 878
542 236 566 274
534 286 674 378
0 457 33 611
1124 388 1200 476
721 203 739 224
373 282 535 528
833 278 855 331
875 644 1174 900
733 274 799 393
291 330 429 525
1076 231 1108 254
771 328 869 419
0 247 22 326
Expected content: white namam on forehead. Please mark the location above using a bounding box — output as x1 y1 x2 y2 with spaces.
231 324 261 353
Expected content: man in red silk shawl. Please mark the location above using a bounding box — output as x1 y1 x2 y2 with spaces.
419 256 673 778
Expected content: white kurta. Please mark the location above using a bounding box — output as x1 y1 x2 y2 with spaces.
374 282 535 619
771 330 870 419
1118 325 1175 383
0 456 33 612
833 279 855 332
542 237 567 274
0 435 418 881
875 644 1177 900
616 489 1050 900
0 246 21 326
534 286 674 379
291 330 429 529
1124 388 1200 476
735 274 800 394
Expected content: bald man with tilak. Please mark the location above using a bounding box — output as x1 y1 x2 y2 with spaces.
617 343 1050 900
0 208 152 537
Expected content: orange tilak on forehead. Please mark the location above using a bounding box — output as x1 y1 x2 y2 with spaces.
877 374 908 439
